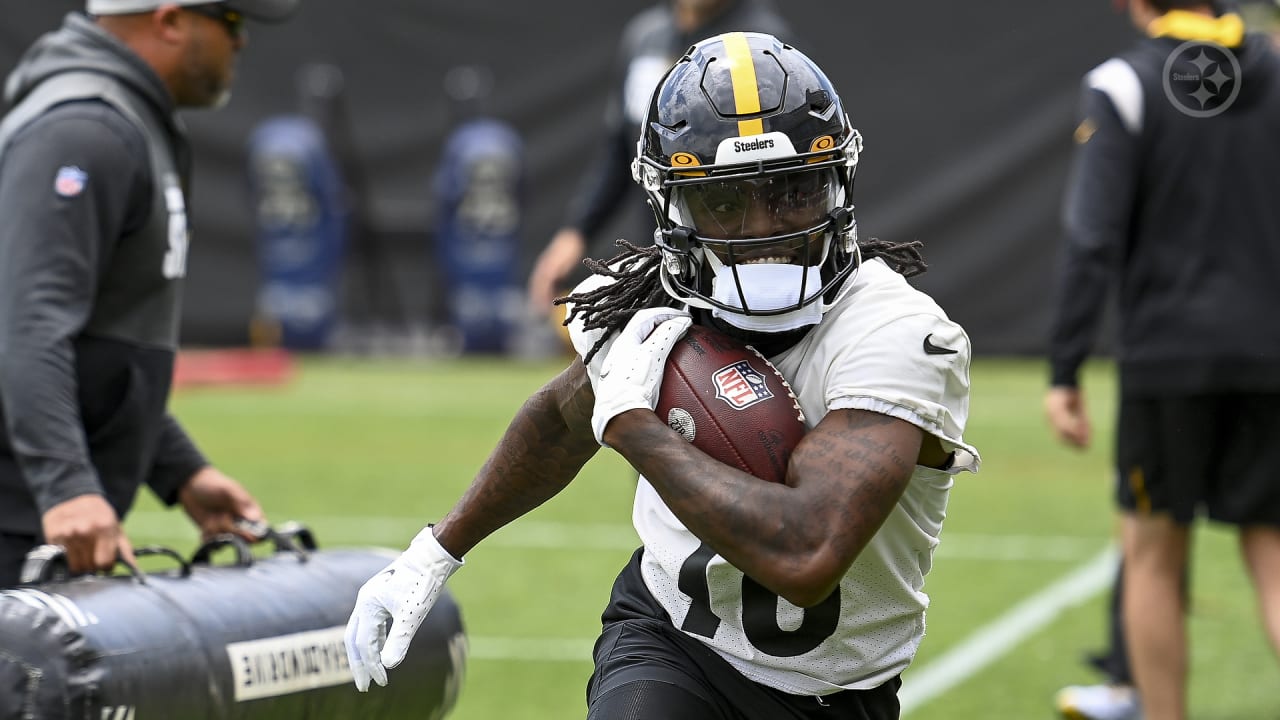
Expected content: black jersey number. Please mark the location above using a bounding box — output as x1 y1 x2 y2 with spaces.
677 542 840 657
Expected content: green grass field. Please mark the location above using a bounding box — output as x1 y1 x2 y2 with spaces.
126 356 1279 719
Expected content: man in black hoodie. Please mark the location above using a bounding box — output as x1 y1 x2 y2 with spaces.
0 0 297 586
1046 1 1280 717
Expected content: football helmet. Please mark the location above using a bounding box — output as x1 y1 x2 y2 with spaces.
632 32 862 332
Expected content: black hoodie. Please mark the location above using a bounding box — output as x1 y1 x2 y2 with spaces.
0 13 206 536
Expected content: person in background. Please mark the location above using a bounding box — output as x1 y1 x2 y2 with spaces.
1046 0 1280 717
525 0 792 322
0 0 298 586
348 32 979 718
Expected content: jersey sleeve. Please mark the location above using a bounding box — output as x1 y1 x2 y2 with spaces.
1049 69 1140 388
563 272 620 385
145 414 209 506
826 313 979 469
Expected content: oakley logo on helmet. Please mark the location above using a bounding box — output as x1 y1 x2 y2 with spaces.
811 136 835 152
672 152 701 168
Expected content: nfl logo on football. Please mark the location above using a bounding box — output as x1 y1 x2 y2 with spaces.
712 361 773 410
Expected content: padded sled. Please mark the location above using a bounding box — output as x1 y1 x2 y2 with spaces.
0 525 465 719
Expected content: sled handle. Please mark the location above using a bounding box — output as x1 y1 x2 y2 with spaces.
233 518 317 562
18 544 70 585
129 545 193 580
18 544 190 585
269 521 317 559
191 533 256 567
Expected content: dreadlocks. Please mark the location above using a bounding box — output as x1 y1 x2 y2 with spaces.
862 236 928 278
554 241 668 365
558 237 929 365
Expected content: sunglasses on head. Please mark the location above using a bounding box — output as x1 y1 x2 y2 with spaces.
183 3 245 38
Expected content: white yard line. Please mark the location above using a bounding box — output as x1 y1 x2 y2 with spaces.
898 545 1119 715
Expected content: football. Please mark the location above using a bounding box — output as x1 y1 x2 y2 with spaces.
655 324 806 484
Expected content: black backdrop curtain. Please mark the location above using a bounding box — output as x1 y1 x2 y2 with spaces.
0 1 1134 354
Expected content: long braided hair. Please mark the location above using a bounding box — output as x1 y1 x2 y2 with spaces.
557 237 928 364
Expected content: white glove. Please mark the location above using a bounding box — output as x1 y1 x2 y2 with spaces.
591 307 692 446
344 526 463 691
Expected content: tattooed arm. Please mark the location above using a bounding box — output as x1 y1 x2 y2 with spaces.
433 359 601 557
604 407 935 608
345 359 602 691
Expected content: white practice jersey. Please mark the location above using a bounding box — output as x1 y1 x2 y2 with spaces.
567 258 980 695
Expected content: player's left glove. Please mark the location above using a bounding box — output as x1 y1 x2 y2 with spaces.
344 526 463 691
591 307 692 446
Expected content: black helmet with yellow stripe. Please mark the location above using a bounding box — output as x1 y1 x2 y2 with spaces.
632 32 863 332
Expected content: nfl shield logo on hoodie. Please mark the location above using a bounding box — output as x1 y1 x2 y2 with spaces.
54 166 87 197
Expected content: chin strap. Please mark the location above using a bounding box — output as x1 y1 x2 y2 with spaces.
702 311 815 357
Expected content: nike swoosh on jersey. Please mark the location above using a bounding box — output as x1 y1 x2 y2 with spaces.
923 334 958 355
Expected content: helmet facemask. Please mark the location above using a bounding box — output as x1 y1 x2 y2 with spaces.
638 130 862 333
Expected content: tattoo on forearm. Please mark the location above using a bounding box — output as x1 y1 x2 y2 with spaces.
799 411 914 548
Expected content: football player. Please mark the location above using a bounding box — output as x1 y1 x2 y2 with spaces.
347 32 979 718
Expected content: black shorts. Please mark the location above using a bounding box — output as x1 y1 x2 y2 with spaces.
586 549 901 720
1115 393 1280 525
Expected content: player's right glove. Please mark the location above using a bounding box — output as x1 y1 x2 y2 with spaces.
590 307 691 446
344 525 463 691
